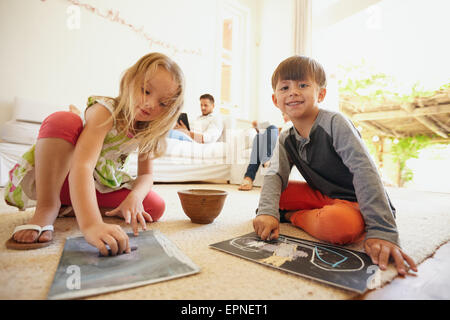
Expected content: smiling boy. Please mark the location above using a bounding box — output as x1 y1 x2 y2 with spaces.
253 56 417 276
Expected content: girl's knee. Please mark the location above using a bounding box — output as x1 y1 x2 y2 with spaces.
143 192 165 222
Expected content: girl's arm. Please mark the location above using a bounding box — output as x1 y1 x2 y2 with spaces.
104 150 155 235
131 152 154 201
69 103 130 256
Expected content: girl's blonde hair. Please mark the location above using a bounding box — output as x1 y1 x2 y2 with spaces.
112 52 185 158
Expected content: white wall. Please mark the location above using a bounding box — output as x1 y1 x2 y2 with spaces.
255 0 295 127
0 0 234 124
0 0 294 127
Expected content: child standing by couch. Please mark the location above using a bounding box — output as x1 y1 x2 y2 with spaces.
5 52 185 256
253 55 417 276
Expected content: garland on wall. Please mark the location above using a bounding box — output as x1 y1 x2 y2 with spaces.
40 0 202 56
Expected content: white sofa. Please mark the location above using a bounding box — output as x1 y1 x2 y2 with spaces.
0 97 263 186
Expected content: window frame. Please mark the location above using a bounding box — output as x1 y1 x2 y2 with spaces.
215 0 250 118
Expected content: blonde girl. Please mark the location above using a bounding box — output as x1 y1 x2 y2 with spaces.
5 52 185 256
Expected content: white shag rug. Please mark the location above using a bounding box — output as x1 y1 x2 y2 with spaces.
0 184 449 300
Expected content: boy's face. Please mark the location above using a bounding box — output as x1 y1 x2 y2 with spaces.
272 78 326 121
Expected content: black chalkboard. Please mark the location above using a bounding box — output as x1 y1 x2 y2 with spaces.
48 230 200 299
210 232 377 293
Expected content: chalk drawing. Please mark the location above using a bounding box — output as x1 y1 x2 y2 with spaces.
210 232 374 293
230 235 364 272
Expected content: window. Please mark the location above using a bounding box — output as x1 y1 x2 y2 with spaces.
216 1 249 118
311 0 450 191
312 0 450 96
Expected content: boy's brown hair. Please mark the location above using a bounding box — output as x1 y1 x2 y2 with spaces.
271 56 327 91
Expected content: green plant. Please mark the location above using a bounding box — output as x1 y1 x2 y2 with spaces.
338 61 450 187
390 135 432 186
337 60 450 104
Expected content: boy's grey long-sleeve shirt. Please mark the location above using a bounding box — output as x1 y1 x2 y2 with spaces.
257 109 399 245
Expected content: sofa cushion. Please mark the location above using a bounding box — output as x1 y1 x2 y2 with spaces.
217 115 235 143
13 96 60 123
0 120 40 145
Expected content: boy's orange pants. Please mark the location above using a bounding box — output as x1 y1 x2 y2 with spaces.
279 181 365 245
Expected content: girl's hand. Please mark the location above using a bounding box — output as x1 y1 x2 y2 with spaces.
83 222 130 256
253 214 280 241
364 238 418 276
104 193 153 235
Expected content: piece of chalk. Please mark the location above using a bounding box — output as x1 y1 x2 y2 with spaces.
99 245 138 257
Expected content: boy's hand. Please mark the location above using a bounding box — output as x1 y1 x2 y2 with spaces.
105 193 153 236
364 238 418 276
83 222 130 256
253 214 280 241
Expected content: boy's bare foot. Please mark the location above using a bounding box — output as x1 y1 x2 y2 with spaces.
238 177 253 191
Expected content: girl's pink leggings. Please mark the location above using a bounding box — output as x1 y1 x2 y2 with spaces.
38 111 165 221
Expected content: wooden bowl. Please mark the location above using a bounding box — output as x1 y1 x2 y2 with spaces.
177 189 228 224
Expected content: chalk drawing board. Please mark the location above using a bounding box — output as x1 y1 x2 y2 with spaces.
48 230 200 300
209 232 375 293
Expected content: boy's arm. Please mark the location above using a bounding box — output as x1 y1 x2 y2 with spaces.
257 137 292 219
331 114 399 245
255 135 293 240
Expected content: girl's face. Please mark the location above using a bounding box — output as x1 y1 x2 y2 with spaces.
134 67 178 123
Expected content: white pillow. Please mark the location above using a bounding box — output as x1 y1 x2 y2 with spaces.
13 96 60 123
0 120 40 145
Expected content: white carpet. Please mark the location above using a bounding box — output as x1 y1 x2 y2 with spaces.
0 184 449 300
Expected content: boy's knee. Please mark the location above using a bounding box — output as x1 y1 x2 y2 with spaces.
316 206 365 245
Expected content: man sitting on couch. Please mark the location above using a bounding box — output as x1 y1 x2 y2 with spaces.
169 94 224 144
